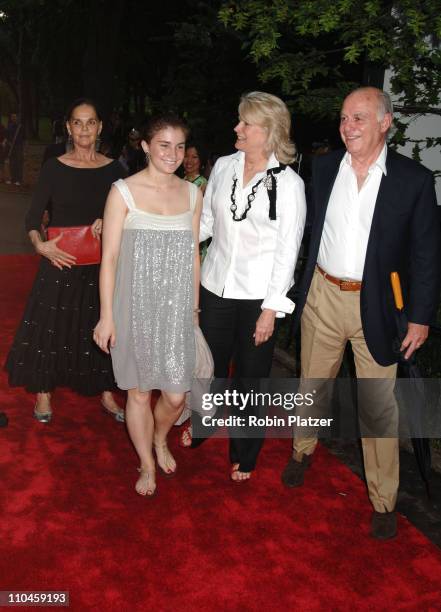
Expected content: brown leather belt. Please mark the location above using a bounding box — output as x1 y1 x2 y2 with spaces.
317 265 362 291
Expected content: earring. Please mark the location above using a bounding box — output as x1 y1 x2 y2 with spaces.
66 133 73 152
95 135 101 152
145 151 150 164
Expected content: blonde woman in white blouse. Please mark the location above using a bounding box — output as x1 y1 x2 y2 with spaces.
191 91 306 481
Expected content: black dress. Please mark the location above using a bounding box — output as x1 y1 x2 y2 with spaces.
6 157 125 395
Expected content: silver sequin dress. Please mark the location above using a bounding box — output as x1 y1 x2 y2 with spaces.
111 179 197 393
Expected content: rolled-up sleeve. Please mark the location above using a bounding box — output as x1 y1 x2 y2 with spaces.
261 172 306 316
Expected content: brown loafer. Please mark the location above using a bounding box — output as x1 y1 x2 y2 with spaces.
281 454 312 488
371 511 397 540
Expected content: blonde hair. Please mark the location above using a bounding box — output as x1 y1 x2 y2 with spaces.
238 91 296 164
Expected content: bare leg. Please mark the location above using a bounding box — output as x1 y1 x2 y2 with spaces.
35 392 52 414
153 391 185 474
126 388 156 496
101 390 125 418
33 392 53 423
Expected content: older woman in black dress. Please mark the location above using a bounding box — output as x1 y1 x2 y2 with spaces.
6 98 125 422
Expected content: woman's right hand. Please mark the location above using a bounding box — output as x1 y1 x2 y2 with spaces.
36 234 77 269
93 319 116 354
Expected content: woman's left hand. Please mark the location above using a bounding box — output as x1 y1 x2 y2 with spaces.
91 218 103 239
254 309 277 346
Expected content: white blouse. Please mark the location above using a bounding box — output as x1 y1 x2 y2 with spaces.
200 151 306 317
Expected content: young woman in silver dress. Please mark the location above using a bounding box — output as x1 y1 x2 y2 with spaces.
94 115 202 497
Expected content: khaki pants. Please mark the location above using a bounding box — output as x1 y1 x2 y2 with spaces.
294 268 398 512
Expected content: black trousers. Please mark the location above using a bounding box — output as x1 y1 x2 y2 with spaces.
199 286 278 471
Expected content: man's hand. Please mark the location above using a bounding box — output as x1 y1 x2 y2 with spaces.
400 322 429 360
254 309 277 346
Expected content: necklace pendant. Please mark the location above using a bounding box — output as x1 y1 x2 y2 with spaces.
263 175 273 190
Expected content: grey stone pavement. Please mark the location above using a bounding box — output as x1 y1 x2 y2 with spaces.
1 187 440 547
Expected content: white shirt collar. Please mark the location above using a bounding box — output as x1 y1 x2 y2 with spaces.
233 150 280 172
341 144 388 176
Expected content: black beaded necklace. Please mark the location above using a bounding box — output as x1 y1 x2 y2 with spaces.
230 163 287 222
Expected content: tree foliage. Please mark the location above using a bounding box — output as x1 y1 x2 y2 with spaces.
0 0 439 158
0 0 126 135
219 0 441 160
164 3 260 153
0 0 261 150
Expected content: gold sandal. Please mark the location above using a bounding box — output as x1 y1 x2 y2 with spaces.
136 467 156 497
154 442 177 477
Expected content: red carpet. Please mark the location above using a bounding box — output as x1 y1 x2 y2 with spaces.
1 255 441 611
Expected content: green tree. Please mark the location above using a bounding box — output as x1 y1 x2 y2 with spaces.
0 0 261 149
0 0 125 135
164 1 260 154
219 0 441 156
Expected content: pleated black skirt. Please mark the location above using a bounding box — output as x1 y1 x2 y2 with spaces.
6 258 116 395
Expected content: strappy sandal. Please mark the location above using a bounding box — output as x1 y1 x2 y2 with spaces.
179 424 192 448
154 442 177 477
100 399 125 423
33 405 52 423
136 467 156 497
230 463 251 483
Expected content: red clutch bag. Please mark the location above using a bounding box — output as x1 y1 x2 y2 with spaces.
47 225 101 265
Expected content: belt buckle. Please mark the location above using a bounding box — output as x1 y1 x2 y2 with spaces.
340 280 357 291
